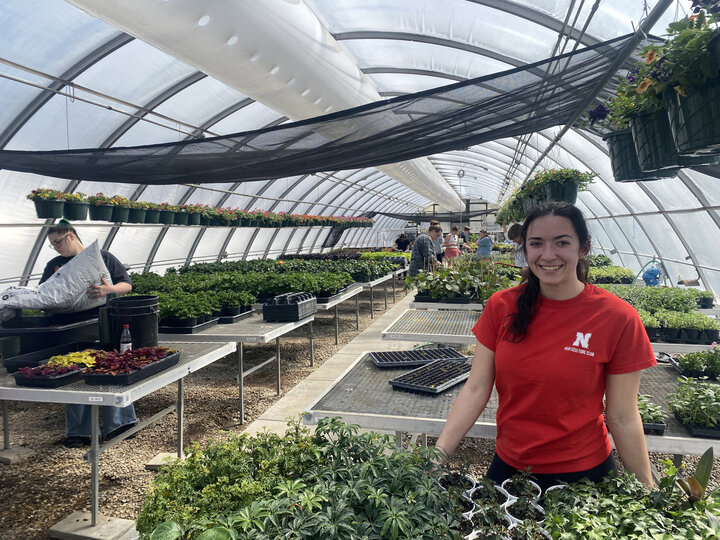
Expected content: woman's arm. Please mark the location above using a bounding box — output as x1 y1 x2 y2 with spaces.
605 371 653 486
443 234 451 248
88 278 132 299
435 343 495 459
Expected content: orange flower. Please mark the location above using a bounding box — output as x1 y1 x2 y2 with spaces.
636 78 652 94
644 49 657 64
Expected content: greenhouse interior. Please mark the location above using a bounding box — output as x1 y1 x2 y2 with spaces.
2 0 720 538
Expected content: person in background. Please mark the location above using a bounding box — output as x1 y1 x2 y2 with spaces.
409 225 442 277
474 229 493 259
507 223 528 268
42 220 137 448
430 220 444 263
435 201 655 490
443 226 460 262
459 226 471 252
395 233 410 252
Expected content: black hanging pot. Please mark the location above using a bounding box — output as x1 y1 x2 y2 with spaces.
708 29 720 66
33 198 65 219
61 201 89 221
603 129 678 182
544 181 578 204
666 80 720 155
126 207 147 223
110 205 130 222
88 204 114 221
145 209 160 224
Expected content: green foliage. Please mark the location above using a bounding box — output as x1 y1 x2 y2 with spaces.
637 309 659 329
360 252 412 263
139 417 464 539
544 469 720 538
588 266 635 284
677 344 720 379
598 285 702 314
587 254 613 267
655 309 720 330
669 377 720 428
637 394 665 424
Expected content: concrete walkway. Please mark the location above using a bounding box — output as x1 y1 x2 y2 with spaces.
240 291 424 436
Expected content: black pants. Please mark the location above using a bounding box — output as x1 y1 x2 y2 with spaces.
486 452 616 492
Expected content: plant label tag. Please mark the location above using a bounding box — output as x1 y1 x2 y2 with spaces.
88 396 103 402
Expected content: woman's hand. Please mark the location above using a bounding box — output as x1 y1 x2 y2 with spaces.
88 277 114 299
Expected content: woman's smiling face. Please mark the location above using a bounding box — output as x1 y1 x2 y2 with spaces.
525 214 588 298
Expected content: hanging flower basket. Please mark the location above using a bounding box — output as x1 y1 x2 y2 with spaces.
127 207 147 223
173 211 189 225
88 204 114 221
144 209 160 224
666 81 720 155
61 201 89 221
521 197 543 216
33 198 64 219
158 210 176 224
603 129 677 182
187 213 201 226
544 181 578 204
110 205 130 222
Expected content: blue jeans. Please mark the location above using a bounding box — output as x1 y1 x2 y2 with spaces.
65 404 137 438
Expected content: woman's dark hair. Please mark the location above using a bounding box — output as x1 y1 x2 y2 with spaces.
507 201 590 341
507 223 523 242
451 226 459 232
47 219 82 244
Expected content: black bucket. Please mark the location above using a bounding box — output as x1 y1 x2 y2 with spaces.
107 295 159 351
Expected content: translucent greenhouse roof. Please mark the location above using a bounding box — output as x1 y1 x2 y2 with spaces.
1 0 719 298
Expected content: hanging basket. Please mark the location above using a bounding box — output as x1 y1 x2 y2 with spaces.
173 211 189 225
32 198 65 219
88 204 114 221
145 209 160 224
127 208 147 223
187 213 201 226
602 129 677 182
708 29 720 67
544 181 578 204
521 197 543 217
666 81 720 155
61 202 88 221
110 205 130 222
158 210 176 224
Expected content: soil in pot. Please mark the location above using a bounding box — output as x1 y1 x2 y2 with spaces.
439 472 475 492
470 481 509 506
469 502 506 529
505 496 545 523
502 475 541 500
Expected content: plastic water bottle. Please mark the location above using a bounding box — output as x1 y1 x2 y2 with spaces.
119 324 132 353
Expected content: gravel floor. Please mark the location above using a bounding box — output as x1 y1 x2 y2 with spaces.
1 290 719 538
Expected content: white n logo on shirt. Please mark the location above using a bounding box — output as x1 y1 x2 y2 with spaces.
573 332 592 349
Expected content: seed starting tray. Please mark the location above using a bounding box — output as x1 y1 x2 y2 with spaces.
370 347 466 368
389 358 472 396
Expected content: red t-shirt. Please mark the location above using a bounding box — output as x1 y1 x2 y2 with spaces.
473 283 656 474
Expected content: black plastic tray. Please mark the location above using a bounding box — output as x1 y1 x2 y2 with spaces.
159 317 219 334
3 341 101 373
263 294 317 322
668 357 716 380
315 287 353 304
675 413 720 438
643 422 667 435
218 309 254 324
13 369 84 388
370 347 467 368
83 351 181 386
389 358 472 396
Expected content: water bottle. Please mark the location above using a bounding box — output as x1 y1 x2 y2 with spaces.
119 324 132 353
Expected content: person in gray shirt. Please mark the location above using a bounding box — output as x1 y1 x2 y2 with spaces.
409 225 443 276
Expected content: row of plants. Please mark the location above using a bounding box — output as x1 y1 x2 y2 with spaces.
136 416 720 539
583 5 720 182
669 376 720 432
406 257 518 303
588 265 635 284
495 168 595 226
26 189 373 228
600 284 715 313
673 344 720 380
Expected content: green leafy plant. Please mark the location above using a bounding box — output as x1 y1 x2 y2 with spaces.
587 254 613 267
669 376 720 428
61 191 86 203
637 394 666 424
26 188 63 201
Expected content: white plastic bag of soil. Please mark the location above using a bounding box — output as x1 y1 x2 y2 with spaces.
0 241 111 322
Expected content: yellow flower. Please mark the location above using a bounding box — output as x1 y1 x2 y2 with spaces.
674 86 687 97
636 79 652 94
644 49 657 64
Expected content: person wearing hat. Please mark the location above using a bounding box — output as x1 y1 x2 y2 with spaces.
41 220 137 448
474 229 493 258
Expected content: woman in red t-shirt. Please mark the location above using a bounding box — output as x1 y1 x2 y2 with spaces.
435 202 655 490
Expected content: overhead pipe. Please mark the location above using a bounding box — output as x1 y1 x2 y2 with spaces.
66 0 465 211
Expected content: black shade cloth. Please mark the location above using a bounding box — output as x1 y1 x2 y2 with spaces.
0 34 635 185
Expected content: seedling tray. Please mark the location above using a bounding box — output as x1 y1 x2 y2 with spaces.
13 369 84 388
3 341 101 373
389 358 471 396
643 422 667 435
370 347 467 368
218 309 254 324
263 293 317 322
159 317 219 334
674 413 720 438
315 287 352 304
83 351 181 386
668 357 713 379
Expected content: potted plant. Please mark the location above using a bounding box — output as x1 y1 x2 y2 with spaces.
105 194 131 222
669 376 720 436
127 200 149 223
200 205 219 226
695 289 716 309
504 496 545 524
86 192 114 221
183 203 204 225
157 202 179 225
501 470 541 500
143 201 160 224
637 394 667 434
506 519 551 540
27 188 65 218
529 168 595 204
638 309 660 341
61 191 89 220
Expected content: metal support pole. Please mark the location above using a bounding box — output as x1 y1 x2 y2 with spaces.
384 281 388 310
395 431 402 448
176 379 184 458
422 433 427 447
276 337 281 395
90 405 100 527
2 400 9 451
238 343 244 425
391 276 396 303
309 321 315 366
355 294 360 329
370 286 375 319
334 305 339 345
